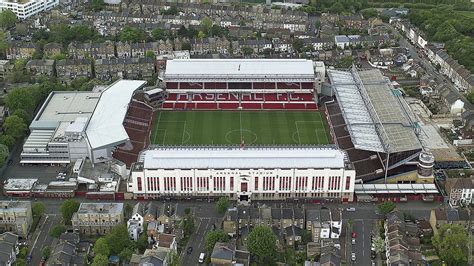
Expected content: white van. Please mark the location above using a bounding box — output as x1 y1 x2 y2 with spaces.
198 253 205 263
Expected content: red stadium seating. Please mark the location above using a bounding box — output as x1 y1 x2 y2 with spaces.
196 102 218 109
164 92 317 110
218 102 239 109
241 102 262 109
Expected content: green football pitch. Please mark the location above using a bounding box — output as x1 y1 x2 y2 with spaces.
150 111 331 146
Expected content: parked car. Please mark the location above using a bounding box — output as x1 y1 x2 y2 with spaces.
351 238 356 244
351 252 356 262
346 207 356 212
198 253 205 263
187 246 193 254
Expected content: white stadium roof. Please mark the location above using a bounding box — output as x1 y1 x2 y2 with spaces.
328 67 422 153
86 80 146 150
142 147 348 169
164 59 315 82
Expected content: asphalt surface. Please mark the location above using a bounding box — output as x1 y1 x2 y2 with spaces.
181 217 218 265
28 214 60 266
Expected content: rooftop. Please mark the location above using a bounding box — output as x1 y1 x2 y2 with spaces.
3 178 38 191
328 67 422 153
0 201 31 211
31 91 101 130
164 59 315 81
141 147 348 170
86 79 147 150
355 183 439 194
76 203 124 214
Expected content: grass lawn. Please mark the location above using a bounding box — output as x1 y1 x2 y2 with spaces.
150 110 331 146
457 11 474 19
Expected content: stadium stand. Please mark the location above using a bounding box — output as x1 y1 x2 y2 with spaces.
113 100 154 166
162 92 317 110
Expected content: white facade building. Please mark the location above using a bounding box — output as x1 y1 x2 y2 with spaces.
20 79 147 165
127 212 144 241
128 147 356 202
0 0 59 19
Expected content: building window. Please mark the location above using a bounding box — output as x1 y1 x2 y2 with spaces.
137 177 142 191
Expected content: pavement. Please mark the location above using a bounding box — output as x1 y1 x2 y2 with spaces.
28 214 60 266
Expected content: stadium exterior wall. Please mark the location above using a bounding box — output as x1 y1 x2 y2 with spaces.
128 148 355 202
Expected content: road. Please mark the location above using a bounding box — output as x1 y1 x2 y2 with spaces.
180 217 218 265
29 214 60 266
388 23 473 110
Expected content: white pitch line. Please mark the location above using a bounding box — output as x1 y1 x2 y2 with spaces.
152 112 162 143
181 121 187 145
295 122 302 145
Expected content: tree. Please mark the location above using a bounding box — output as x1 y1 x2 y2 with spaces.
372 236 385 253
5 87 36 114
216 197 230 214
137 231 148 253
335 56 354 69
119 247 133 263
242 46 253 56
432 224 468 265
124 202 133 219
41 246 51 259
93 237 110 257
49 224 66 238
292 38 304 53
301 229 312 245
200 16 213 36
0 144 8 167
60 199 80 225
0 10 17 30
91 0 105 11
377 202 396 215
32 202 45 217
184 208 191 215
0 30 9 57
13 109 30 124
329 2 344 14
361 8 377 19
18 247 29 259
15 258 26 266
197 30 206 41
119 26 147 43
205 230 229 253
3 115 26 139
145 50 155 59
152 28 166 41
91 254 109 266
105 224 134 255
467 91 474 104
181 215 195 237
247 225 276 264
181 42 191 51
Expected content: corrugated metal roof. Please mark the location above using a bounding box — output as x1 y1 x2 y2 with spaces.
142 147 347 169
86 80 146 150
354 183 438 194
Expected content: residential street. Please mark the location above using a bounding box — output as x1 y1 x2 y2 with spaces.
28 214 60 266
